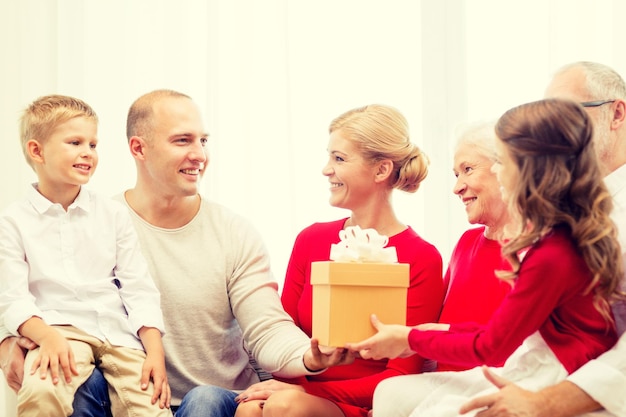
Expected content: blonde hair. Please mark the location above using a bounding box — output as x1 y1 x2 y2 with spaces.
495 98 623 321
20 94 98 169
329 104 429 193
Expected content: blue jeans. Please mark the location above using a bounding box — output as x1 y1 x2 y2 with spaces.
71 369 238 417
71 368 112 417
174 385 238 417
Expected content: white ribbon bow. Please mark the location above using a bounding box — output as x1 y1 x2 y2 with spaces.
329 225 398 263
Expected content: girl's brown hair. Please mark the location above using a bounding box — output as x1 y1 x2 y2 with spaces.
496 98 623 321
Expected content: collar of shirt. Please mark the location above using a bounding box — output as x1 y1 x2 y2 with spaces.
27 183 91 214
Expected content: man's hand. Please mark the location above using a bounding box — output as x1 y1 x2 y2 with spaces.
0 336 37 392
460 366 604 417
460 366 548 416
303 338 355 372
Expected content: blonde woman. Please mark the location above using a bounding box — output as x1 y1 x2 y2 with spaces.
235 104 444 417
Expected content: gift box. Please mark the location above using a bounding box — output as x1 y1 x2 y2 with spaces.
311 261 409 347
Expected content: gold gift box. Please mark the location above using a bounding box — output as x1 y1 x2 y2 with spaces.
311 261 409 347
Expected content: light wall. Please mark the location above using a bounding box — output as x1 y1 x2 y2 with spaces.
2 1 626 414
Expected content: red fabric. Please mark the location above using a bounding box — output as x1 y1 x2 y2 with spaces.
280 218 443 416
437 226 511 371
408 227 617 374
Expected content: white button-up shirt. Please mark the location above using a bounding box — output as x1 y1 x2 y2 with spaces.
0 184 164 350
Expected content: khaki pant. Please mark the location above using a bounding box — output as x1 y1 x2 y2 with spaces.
17 325 172 417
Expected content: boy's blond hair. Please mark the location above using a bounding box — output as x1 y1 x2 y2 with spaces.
20 94 98 169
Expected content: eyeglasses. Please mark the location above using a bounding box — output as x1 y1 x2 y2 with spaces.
580 100 615 107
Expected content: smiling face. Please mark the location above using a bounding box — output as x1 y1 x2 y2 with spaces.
452 141 508 228
31 116 98 202
322 128 377 210
140 96 209 198
491 136 519 204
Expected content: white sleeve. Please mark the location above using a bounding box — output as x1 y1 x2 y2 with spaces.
567 332 626 416
227 215 312 377
113 204 165 335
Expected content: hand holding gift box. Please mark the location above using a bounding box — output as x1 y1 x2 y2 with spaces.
312 226 409 347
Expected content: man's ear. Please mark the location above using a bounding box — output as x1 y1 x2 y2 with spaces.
128 136 147 159
26 139 44 163
611 99 626 131
374 160 394 183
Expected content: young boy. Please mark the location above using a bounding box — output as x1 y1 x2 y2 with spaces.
0 95 172 417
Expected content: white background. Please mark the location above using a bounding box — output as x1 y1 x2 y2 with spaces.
1 1 625 412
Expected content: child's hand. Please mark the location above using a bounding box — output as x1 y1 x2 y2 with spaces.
415 322 450 331
141 351 171 409
32 328 78 384
138 326 170 408
345 314 413 360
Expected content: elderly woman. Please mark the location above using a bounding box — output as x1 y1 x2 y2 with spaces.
435 122 512 371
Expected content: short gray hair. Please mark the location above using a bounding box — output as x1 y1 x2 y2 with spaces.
557 61 626 101
453 120 497 161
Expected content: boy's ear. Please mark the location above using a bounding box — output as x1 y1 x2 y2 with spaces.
128 136 147 159
374 159 394 183
26 139 44 163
